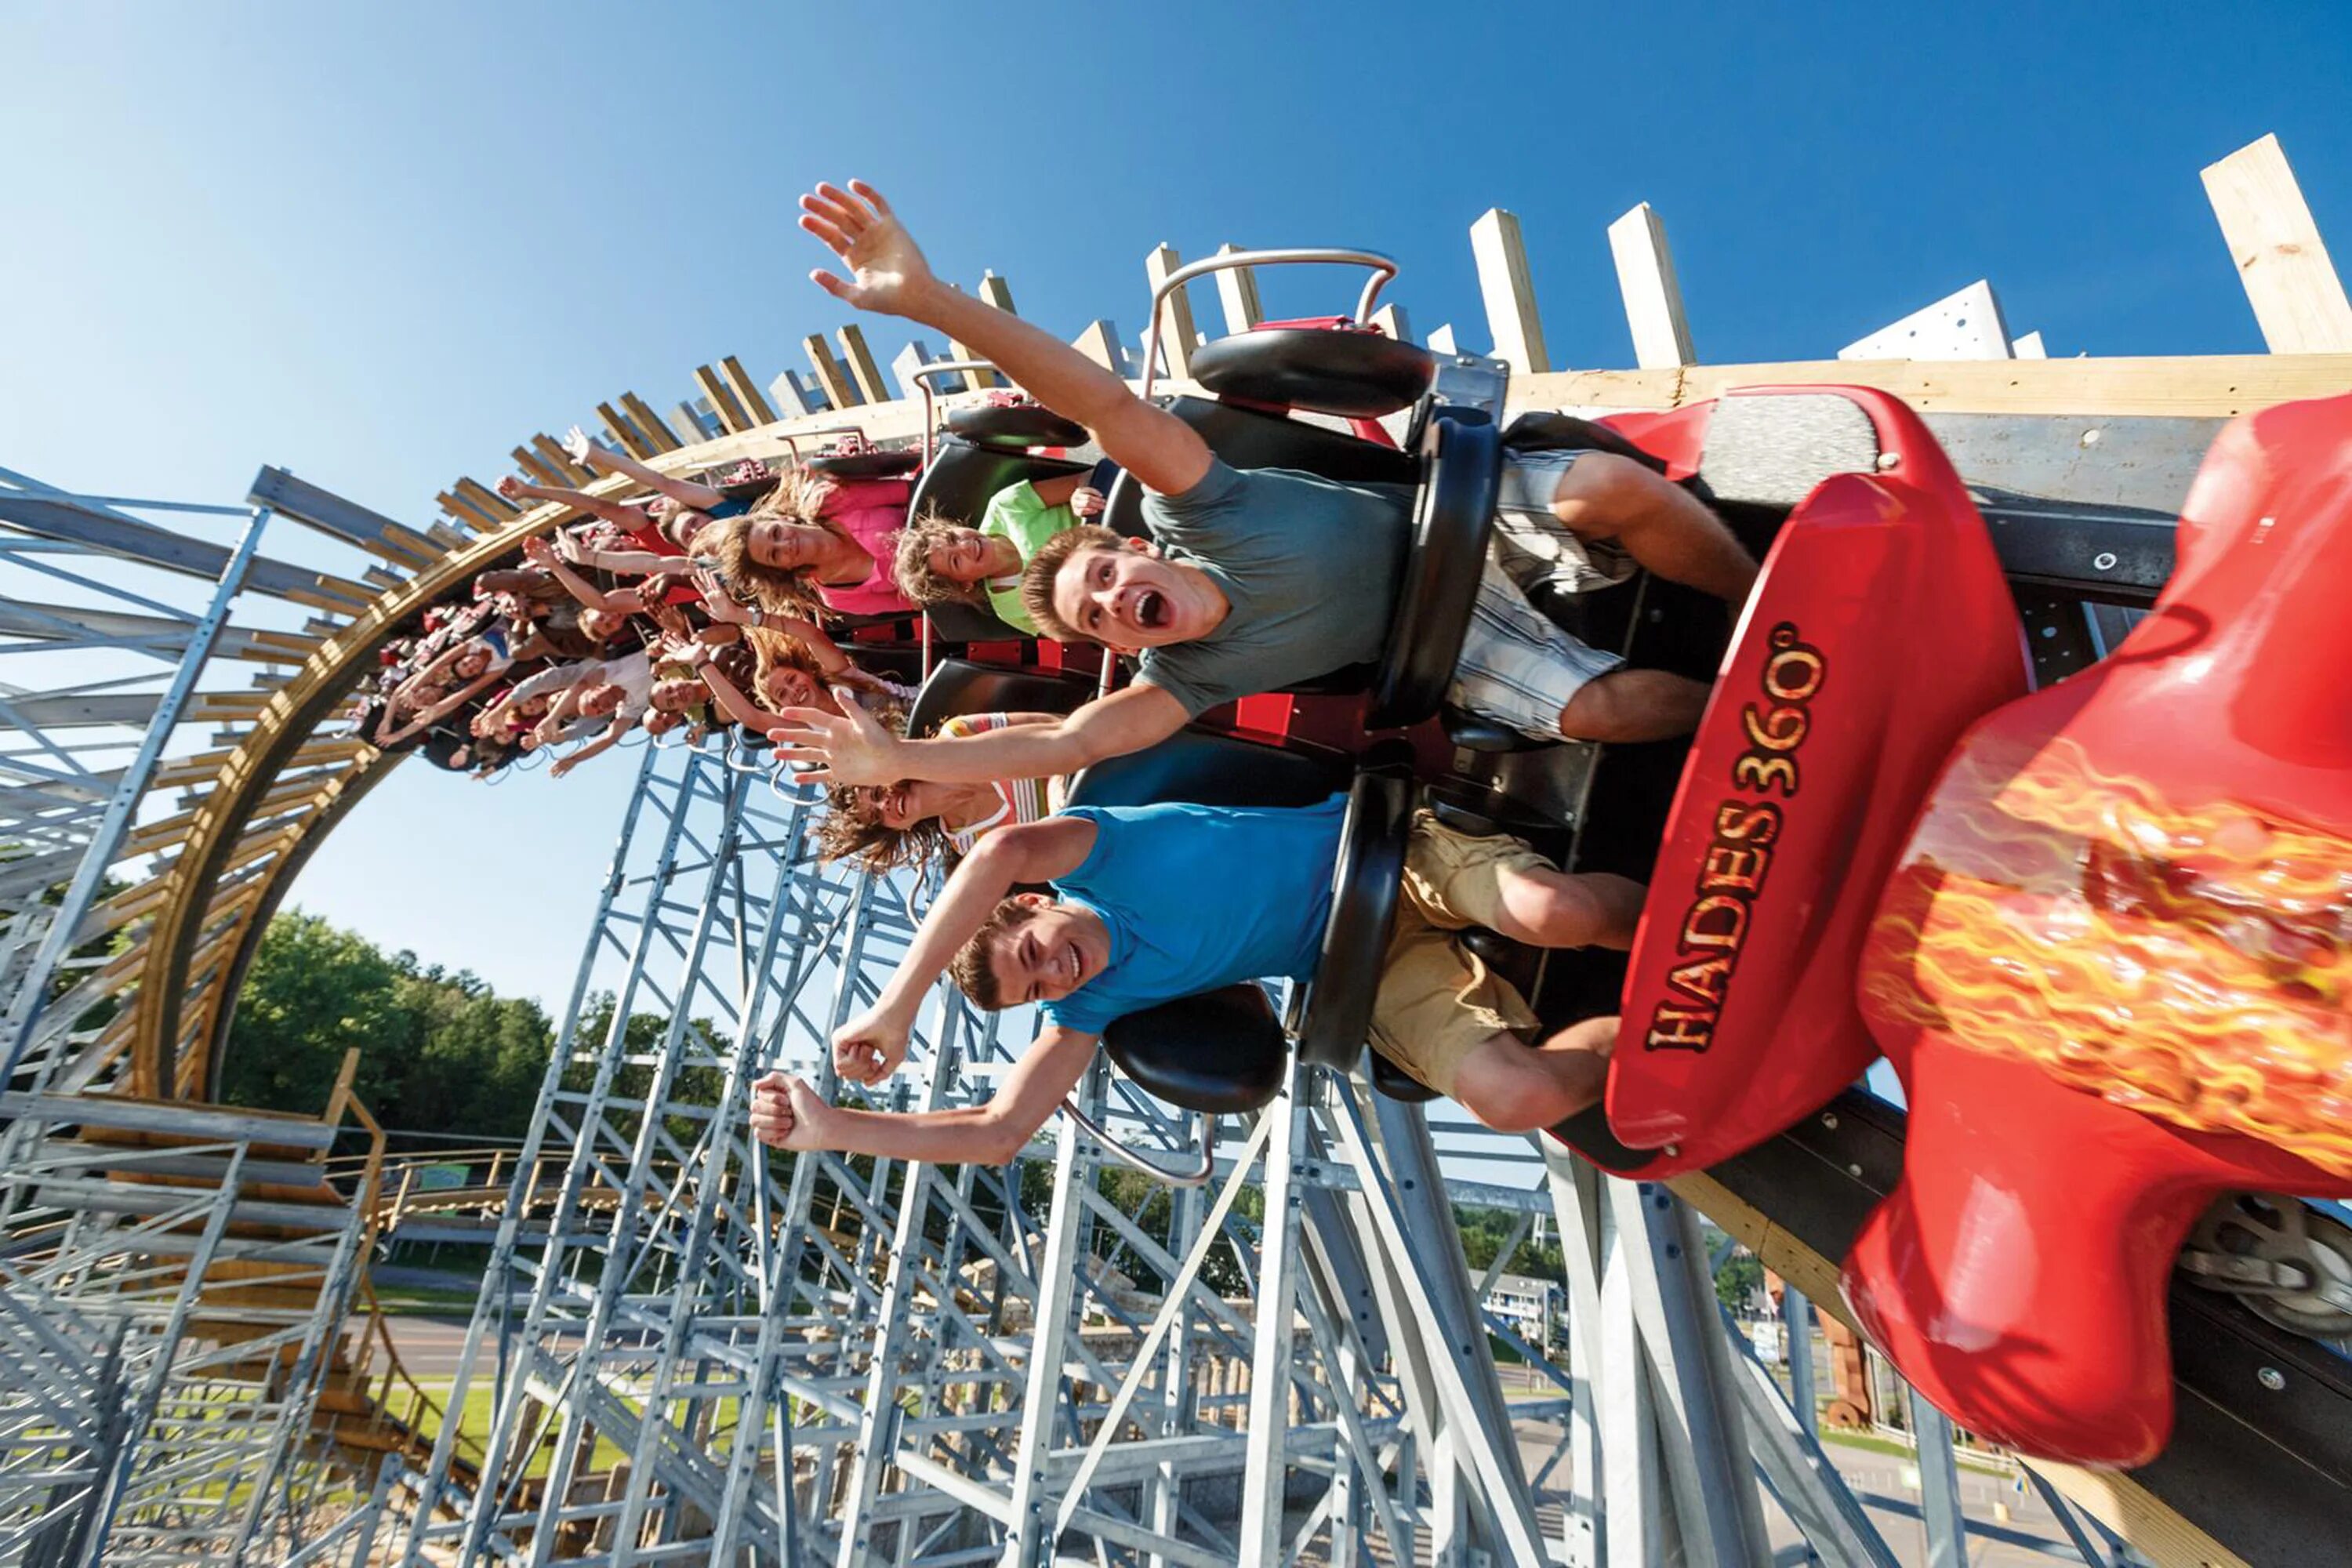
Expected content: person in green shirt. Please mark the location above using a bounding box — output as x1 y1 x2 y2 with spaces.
891 474 1105 633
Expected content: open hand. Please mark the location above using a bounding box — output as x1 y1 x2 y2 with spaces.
750 1073 832 1152
765 689 900 786
799 180 937 319
831 1005 912 1085
521 535 558 568
561 425 598 466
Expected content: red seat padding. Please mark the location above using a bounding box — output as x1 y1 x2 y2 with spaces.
1596 387 2027 1174
1845 390 2352 1466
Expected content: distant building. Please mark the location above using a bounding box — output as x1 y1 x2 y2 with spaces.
1483 1272 1559 1338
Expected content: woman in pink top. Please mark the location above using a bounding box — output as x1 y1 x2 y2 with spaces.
702 468 915 619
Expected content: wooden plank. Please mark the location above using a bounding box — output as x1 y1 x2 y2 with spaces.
1606 202 1695 369
1370 303 1413 347
511 445 565 488
769 369 825 415
596 401 656 460
619 392 682 452
835 325 889 405
1426 323 1458 356
1145 244 1200 379
529 434 592 485
720 355 778 426
801 334 858 409
977 270 1018 317
945 284 999 390
693 365 754 435
2201 132 2352 354
1072 320 1127 373
888 338 939 399
1469 207 1551 375
436 491 501 534
423 521 468 550
1510 352 2352 420
672 400 713 442
1212 243 1261 337
452 477 517 525
1671 1172 2247 1568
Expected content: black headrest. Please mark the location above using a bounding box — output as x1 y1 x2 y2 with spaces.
1370 412 1501 730
1294 755 1416 1071
1064 728 1351 811
1101 397 1417 542
906 437 1091 530
904 658 1098 739
1192 328 1436 419
808 449 923 479
946 404 1088 450
1102 982 1287 1115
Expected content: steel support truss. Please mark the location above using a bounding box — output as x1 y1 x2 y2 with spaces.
369 739 2134 1568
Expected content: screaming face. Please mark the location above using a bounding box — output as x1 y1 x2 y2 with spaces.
1048 541 1210 650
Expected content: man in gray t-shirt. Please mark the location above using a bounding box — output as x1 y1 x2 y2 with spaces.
768 177 1756 798
1134 459 1411 716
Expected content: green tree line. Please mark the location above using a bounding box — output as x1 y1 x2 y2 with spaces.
220 909 562 1142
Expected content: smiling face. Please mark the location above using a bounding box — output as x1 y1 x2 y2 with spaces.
987 897 1112 1007
925 527 994 585
1048 540 1216 650
749 517 826 572
650 677 704 713
758 662 837 714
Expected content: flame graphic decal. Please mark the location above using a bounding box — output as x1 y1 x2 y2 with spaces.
1860 733 2352 1176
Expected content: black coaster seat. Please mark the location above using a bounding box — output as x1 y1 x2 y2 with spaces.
906 435 1091 531
1192 328 1437 419
946 403 1088 450
903 657 1098 739
1058 728 1356 1116
1100 396 1417 541
808 448 924 479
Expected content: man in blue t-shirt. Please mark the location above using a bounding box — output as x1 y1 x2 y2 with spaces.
766 180 1759 796
747 797 1644 1166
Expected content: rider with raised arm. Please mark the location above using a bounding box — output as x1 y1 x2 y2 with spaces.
748 792 1640 1160
770 180 1759 793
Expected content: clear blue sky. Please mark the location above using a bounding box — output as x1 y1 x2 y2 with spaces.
5 2 2348 1009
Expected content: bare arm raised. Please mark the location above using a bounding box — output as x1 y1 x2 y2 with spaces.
768 680 1189 788
800 180 1213 499
562 425 727 512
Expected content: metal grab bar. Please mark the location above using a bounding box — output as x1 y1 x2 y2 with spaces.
911 359 1000 466
1058 1097 1217 1187
1142 247 1399 400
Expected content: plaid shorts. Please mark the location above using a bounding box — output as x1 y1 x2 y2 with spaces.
1446 452 1635 740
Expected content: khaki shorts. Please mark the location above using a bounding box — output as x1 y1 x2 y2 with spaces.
1367 811 1552 1096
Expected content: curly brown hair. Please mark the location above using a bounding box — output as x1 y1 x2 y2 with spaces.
947 897 1044 1011
1018 524 1124 642
890 510 987 608
740 627 908 731
814 784 949 873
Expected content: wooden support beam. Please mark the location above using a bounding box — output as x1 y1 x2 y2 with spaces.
1426 323 1458 356
1841 280 2013 361
802 334 858 408
889 339 940 399
719 356 777 426
619 392 682 452
512 444 566 488
1212 244 1261 337
530 434 591 485
1145 245 1200 379
693 365 754 434
1370 303 1413 347
1606 201 1695 369
596 401 657 460
771 368 826 414
436 491 502 534
2201 132 2352 354
1510 350 2352 420
671 400 713 442
1072 320 1128 373
835 325 889 405
1470 208 1551 374
946 283 1000 390
452 477 517 526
